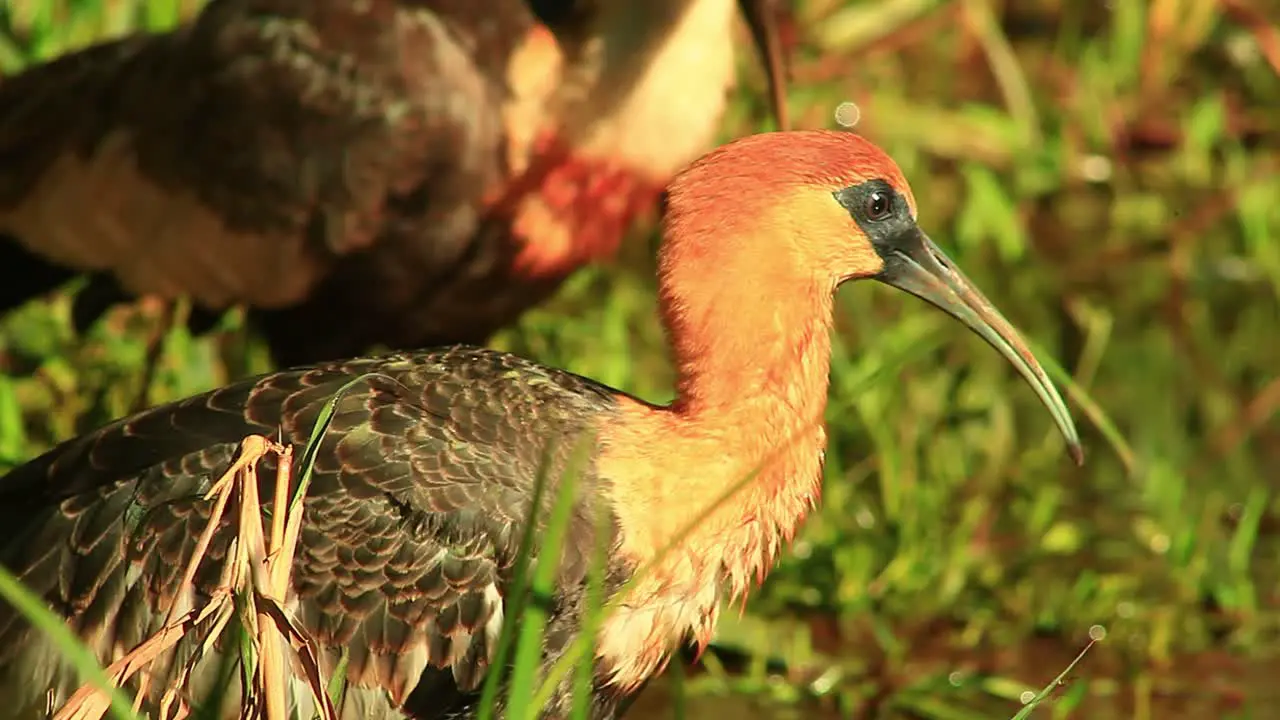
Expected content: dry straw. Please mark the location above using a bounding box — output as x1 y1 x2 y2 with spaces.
52 436 336 720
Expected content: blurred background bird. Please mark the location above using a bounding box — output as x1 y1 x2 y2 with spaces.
0 0 792 367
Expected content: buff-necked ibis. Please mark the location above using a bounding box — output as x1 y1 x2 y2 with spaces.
0 130 1081 719
0 0 789 366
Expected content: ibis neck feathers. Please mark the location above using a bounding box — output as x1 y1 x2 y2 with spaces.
594 221 834 690
601 217 835 589
655 220 832 563
663 275 833 595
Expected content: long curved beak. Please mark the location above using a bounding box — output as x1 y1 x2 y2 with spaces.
876 228 1084 465
738 0 791 131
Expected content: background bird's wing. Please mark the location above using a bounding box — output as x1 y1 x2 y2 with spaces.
0 0 516 312
0 347 621 719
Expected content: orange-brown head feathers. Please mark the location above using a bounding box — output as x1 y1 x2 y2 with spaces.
659 130 917 297
675 130 914 206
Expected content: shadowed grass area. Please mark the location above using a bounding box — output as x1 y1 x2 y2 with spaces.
1 0 1278 718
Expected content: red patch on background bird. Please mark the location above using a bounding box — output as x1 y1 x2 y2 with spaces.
484 132 666 279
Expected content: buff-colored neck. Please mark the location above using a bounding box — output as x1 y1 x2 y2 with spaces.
602 218 835 591
595 220 836 690
656 219 833 567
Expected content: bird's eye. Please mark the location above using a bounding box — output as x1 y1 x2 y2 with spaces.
865 191 892 221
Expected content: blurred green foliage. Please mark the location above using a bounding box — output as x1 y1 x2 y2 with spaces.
2 0 1279 717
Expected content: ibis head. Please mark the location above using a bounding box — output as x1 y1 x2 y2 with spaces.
660 130 1083 462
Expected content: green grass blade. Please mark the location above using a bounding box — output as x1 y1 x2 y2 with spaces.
476 440 558 720
569 495 613 720
291 373 398 514
507 432 595 720
1008 635 1100 720
0 564 142 720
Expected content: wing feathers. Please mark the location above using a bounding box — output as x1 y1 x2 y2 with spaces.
0 2 512 315
0 29 326 308
0 348 623 718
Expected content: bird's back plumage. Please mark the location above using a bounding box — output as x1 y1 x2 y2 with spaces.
0 0 551 365
0 346 635 719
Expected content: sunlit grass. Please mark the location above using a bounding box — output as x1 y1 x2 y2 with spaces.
1 0 1279 717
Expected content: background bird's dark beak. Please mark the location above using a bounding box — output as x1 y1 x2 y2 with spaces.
876 228 1084 465
738 0 791 131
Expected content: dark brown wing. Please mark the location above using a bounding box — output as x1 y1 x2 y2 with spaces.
0 0 522 313
0 347 627 720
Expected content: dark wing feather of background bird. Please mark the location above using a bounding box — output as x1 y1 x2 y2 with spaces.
0 0 793 367
0 347 631 719
0 0 540 365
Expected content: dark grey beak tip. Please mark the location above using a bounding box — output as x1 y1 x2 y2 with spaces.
1068 441 1085 466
